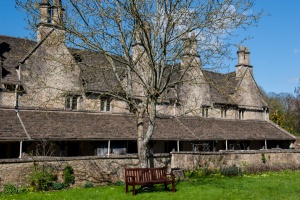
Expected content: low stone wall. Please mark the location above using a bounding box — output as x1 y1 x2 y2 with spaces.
0 154 171 191
2 151 300 191
171 150 300 171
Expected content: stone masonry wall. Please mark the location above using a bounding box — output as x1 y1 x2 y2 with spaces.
171 150 300 171
2 151 300 191
0 154 171 191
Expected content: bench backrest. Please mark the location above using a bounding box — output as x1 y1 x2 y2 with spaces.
125 167 167 183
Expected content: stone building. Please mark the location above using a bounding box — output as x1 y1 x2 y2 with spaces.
0 0 295 159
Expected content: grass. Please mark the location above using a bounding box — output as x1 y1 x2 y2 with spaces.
1 170 300 200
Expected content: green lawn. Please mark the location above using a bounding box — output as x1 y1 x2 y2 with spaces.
2 171 300 200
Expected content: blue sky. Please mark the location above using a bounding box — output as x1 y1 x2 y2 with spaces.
0 0 299 94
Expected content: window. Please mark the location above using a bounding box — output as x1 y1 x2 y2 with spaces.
202 107 209 117
100 98 111 112
3 84 16 92
239 109 245 119
66 98 71 109
66 96 80 110
221 108 227 118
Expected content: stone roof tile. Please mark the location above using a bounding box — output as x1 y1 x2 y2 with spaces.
0 108 294 141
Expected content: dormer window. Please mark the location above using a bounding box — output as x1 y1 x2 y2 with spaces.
239 109 245 119
202 106 209 117
221 108 227 118
100 98 111 112
66 95 80 110
3 84 16 92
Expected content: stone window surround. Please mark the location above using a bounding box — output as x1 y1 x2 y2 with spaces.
65 95 81 110
100 98 111 112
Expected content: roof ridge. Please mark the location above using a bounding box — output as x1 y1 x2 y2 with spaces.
0 34 36 42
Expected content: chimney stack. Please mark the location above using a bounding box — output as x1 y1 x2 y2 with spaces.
52 0 63 25
37 0 64 42
236 46 252 78
181 33 201 67
237 46 250 66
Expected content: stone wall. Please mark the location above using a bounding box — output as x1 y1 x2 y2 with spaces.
0 154 171 191
171 150 300 171
2 151 300 191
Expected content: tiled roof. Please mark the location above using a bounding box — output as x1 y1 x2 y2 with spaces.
202 70 237 104
69 49 125 93
0 35 36 84
0 35 266 107
0 108 295 141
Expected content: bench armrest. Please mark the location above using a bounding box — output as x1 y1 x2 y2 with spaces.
166 173 175 181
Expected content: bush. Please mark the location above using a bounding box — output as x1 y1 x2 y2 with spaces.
220 165 242 177
63 165 75 187
115 181 125 186
53 182 64 190
261 153 266 164
83 182 94 188
185 168 217 179
3 183 18 195
2 183 28 195
28 165 57 191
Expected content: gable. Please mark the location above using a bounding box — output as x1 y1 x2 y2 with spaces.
233 67 267 108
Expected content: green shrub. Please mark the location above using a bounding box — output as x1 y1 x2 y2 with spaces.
53 182 64 190
220 165 242 177
3 183 18 195
28 165 57 191
63 165 75 187
17 186 28 194
261 153 266 164
83 182 94 188
115 181 125 186
185 168 217 179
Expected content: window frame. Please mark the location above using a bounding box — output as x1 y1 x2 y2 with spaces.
100 97 111 112
202 106 209 117
65 95 80 110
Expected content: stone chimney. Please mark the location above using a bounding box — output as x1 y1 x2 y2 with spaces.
52 0 63 25
237 46 250 66
131 21 152 97
132 21 151 62
181 33 201 67
37 0 64 42
39 0 51 24
236 46 252 78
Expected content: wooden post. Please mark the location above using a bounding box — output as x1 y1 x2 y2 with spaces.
265 140 267 150
108 140 111 157
19 141 23 159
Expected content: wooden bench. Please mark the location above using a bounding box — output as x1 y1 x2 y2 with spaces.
125 167 175 195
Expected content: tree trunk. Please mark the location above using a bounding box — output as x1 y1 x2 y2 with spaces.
137 105 148 168
137 100 157 168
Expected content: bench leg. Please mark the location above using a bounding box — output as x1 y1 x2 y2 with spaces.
132 185 136 196
126 184 128 193
172 182 175 192
164 183 168 190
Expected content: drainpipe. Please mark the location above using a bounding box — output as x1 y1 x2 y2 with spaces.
226 140 228 150
15 85 32 159
177 140 180 152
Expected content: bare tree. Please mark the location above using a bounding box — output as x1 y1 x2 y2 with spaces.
17 0 263 167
